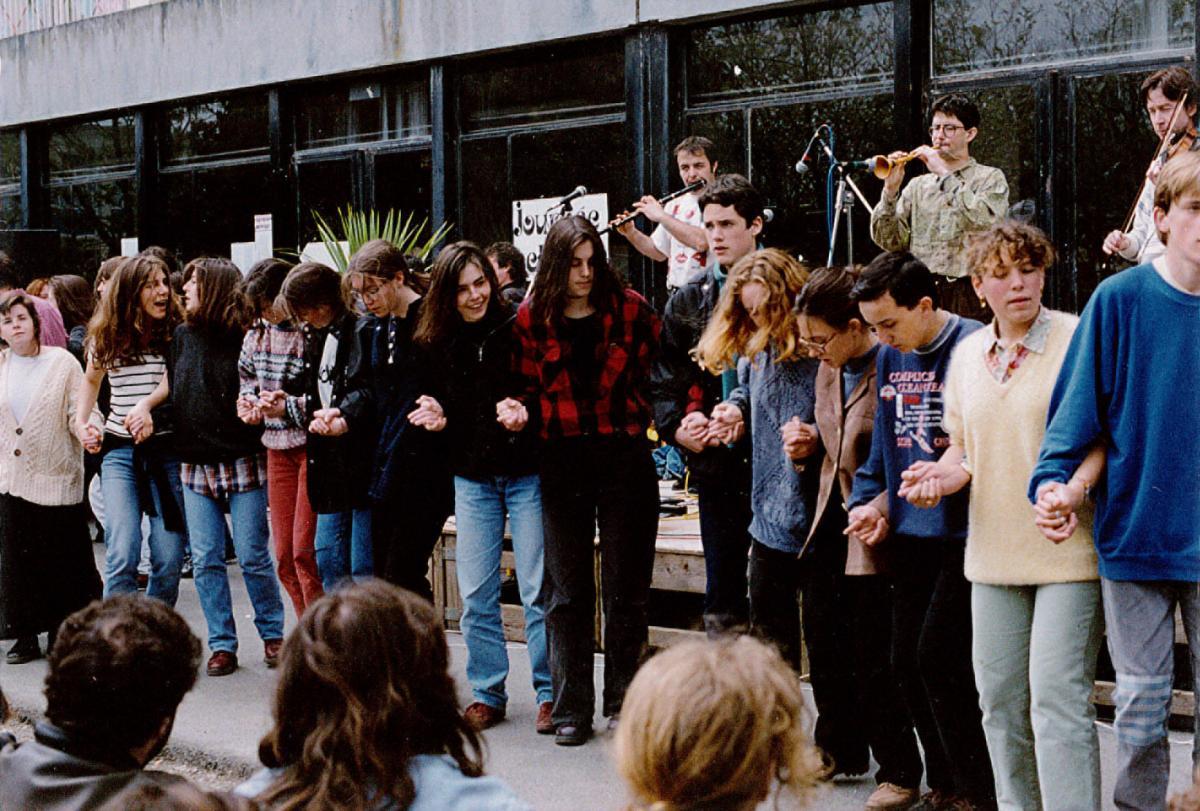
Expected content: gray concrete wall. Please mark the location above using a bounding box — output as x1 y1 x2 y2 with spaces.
0 0 800 128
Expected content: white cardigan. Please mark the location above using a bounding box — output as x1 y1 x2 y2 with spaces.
0 347 99 506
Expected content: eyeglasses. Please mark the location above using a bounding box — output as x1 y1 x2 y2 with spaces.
797 333 835 353
929 124 963 136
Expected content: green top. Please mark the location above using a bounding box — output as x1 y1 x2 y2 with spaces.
869 158 1010 279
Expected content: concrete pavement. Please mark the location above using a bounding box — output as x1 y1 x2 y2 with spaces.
1 548 1197 809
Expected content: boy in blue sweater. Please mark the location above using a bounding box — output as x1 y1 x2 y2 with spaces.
1029 150 1200 811
846 251 994 811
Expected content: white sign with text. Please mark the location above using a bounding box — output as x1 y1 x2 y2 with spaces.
512 193 609 284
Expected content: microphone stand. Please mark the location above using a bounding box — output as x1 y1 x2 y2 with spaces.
814 138 874 267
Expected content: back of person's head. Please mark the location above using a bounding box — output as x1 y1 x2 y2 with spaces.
485 241 528 287
243 258 294 320
95 256 127 296
254 580 483 810
138 245 180 277
413 240 501 348
696 174 764 228
793 266 864 330
615 636 823 811
25 277 49 298
45 596 201 756
182 258 248 333
347 238 427 294
1154 150 1200 236
1142 65 1197 106
275 262 348 322
0 251 17 291
48 274 96 332
930 93 980 131
852 251 939 310
531 215 624 325
96 781 260 811
964 220 1055 279
674 135 717 165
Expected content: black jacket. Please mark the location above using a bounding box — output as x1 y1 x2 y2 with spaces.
304 312 376 514
648 268 751 482
435 303 539 481
168 325 264 465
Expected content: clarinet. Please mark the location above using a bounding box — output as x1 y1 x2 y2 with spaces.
600 180 707 235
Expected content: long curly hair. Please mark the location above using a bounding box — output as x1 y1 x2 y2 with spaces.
87 255 183 369
615 636 825 811
253 580 484 811
694 248 810 372
412 240 502 348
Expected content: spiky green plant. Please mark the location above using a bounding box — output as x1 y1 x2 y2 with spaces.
312 207 453 272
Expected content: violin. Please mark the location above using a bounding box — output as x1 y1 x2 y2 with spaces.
1164 123 1198 162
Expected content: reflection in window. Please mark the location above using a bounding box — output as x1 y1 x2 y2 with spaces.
164 94 270 165
460 138 509 246
49 116 136 179
160 163 274 260
935 0 1194 75
0 195 19 228
459 42 625 130
749 95 893 265
685 110 747 177
389 77 432 140
373 151 433 232
297 84 385 149
49 180 136 277
688 4 893 104
1072 72 1151 308
296 157 358 246
0 130 18 186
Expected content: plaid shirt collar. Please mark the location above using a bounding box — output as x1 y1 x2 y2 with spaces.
987 306 1051 356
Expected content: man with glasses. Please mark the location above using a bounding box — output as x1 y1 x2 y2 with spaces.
870 93 1009 320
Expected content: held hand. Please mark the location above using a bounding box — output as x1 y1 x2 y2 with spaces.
76 421 102 454
897 460 941 504
1102 230 1131 256
236 395 264 425
124 404 154 444
705 403 744 445
496 398 529 432
635 195 667 223
257 389 287 419
780 417 818 460
675 412 710 454
845 505 889 547
310 407 348 437
1034 481 1083 544
407 395 446 432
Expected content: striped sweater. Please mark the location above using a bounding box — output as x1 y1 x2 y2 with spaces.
237 321 308 450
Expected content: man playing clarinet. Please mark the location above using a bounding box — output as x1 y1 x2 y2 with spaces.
870 94 1009 321
614 136 718 294
1103 66 1198 266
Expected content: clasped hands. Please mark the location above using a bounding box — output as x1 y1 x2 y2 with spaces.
673 404 746 454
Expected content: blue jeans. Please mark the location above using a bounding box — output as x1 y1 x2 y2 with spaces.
314 508 373 590
101 445 186 605
182 484 284 653
454 474 552 708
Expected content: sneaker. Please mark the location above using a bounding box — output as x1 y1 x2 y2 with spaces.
554 722 592 746
535 701 554 735
206 650 238 677
463 701 505 731
865 783 919 810
263 639 283 669
5 637 41 665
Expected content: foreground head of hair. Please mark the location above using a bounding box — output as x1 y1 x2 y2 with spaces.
615 636 823 811
45 596 201 756
87 255 184 368
347 238 428 295
930 93 980 131
413 240 501 347
485 242 527 286
255 580 483 810
48 274 97 331
1141 65 1197 107
852 251 938 310
243 258 294 319
0 293 43 347
275 262 348 323
182 257 248 333
96 781 260 811
1155 149 1200 219
696 174 764 228
965 220 1055 279
531 215 623 325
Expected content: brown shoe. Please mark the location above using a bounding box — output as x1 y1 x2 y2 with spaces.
463 701 505 731
909 790 953 811
263 639 283 669
865 783 919 810
536 701 554 735
206 650 238 677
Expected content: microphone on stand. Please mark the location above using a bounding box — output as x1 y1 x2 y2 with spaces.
555 185 588 207
794 125 830 174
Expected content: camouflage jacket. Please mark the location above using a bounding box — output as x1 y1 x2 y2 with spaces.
869 158 1009 279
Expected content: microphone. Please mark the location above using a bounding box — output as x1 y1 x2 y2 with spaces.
556 185 588 206
794 125 828 174
763 208 775 223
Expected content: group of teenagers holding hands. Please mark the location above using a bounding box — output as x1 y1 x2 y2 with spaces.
0 82 1197 811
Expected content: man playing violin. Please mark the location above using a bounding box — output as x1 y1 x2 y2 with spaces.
870 94 1009 321
1103 66 1198 265
614 136 718 294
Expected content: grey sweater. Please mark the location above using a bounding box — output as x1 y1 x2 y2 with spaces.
726 348 820 553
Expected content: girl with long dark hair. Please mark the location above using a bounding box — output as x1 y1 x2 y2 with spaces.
76 255 187 605
512 216 661 746
237 258 323 619
411 241 552 733
169 258 285 676
44 274 95 366
0 294 102 663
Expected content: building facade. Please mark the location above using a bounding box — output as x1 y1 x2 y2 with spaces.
0 0 1193 309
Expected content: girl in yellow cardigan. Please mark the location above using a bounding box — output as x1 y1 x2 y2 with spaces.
900 221 1105 810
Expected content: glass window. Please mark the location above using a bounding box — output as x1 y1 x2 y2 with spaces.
688 4 894 104
49 116 136 180
684 110 748 177
296 156 359 246
1071 71 1153 308
164 93 270 165
390 76 432 140
935 0 1194 75
296 83 386 150
459 138 509 246
459 42 625 130
49 180 137 277
748 94 893 265
372 150 433 229
0 130 19 187
160 163 274 261
963 85 1036 221
0 195 19 229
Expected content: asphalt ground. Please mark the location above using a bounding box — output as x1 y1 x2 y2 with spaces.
0 546 1197 809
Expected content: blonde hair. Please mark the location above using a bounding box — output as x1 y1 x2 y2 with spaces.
1155 150 1200 247
615 636 824 811
694 249 809 372
964 220 1055 279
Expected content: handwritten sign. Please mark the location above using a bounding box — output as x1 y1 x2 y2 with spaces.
512 193 609 282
